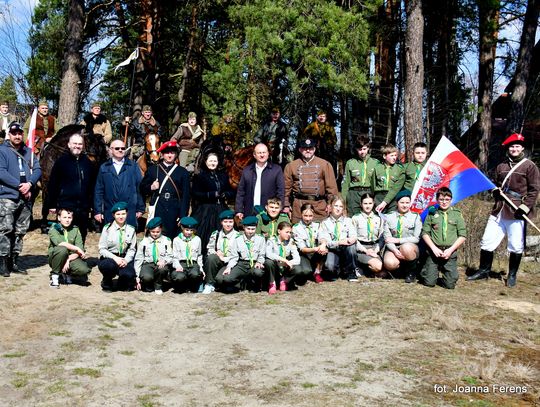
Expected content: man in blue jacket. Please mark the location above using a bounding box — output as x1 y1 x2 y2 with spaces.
235 143 285 220
0 122 42 276
94 139 144 229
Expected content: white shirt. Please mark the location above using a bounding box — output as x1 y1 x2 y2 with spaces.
112 158 125 175
253 162 267 206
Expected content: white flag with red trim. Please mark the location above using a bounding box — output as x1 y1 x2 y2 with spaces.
26 107 37 152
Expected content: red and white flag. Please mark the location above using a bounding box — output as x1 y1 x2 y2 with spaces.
26 107 38 152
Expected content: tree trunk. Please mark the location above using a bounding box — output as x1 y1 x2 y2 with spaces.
403 0 424 159
57 0 84 126
505 0 539 135
477 0 500 171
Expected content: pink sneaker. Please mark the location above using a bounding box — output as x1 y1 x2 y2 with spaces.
268 282 277 295
279 279 287 291
314 273 324 284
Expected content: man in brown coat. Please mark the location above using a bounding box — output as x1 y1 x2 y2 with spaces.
468 133 540 287
23 99 57 155
283 138 338 223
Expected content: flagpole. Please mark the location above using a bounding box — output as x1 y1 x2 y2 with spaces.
122 47 138 147
497 188 540 233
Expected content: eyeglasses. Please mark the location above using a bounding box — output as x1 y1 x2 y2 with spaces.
112 147 126 151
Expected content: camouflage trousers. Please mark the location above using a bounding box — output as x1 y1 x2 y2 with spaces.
0 198 33 256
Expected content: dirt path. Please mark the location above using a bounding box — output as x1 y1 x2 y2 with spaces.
0 230 538 406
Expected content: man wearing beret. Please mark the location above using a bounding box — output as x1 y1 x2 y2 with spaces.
81 102 113 144
202 209 239 294
0 122 42 276
140 140 190 239
170 111 205 171
283 138 338 223
125 105 164 160
468 133 540 287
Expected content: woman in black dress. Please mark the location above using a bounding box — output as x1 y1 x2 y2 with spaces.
191 150 235 255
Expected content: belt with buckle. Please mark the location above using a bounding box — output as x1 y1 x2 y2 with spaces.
161 192 172 200
294 193 325 201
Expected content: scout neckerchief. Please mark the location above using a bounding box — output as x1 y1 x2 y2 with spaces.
366 213 374 240
442 211 448 241
385 165 390 189
361 158 368 184
306 223 315 248
182 234 193 266
63 227 69 242
118 225 125 255
396 214 404 238
270 219 277 237
152 239 159 263
222 234 229 256
415 163 422 181
278 239 286 259
245 237 254 267
333 217 341 241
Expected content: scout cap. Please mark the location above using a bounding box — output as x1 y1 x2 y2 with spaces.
180 216 198 228
242 216 258 227
219 209 235 220
298 138 316 149
395 189 412 202
156 140 178 153
146 217 162 229
502 133 525 147
111 201 128 214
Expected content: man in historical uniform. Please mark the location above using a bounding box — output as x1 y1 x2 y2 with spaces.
170 111 205 170
468 133 540 287
253 107 289 167
283 138 338 223
81 101 113 144
0 122 42 276
23 99 57 156
302 110 337 171
0 101 20 144
211 113 241 151
125 105 164 160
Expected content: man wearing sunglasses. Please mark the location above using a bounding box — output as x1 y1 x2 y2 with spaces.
94 139 144 229
0 122 42 277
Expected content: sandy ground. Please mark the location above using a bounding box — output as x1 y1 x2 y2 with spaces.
0 229 538 407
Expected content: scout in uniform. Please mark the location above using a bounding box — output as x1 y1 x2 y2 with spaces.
318 196 359 281
351 193 385 277
48 208 90 288
403 142 428 192
421 187 466 289
372 144 405 213
265 221 302 294
202 210 239 294
382 190 422 282
98 202 137 291
292 203 328 283
171 217 205 292
134 217 173 295
283 138 339 223
341 135 379 216
468 133 540 287
215 216 266 292
255 197 290 239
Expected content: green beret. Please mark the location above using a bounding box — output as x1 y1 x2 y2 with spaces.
219 209 235 220
146 217 162 230
395 189 412 202
180 216 198 228
111 201 128 214
242 216 258 227
142 105 152 112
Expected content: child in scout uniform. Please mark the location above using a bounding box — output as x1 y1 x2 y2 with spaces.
382 190 422 282
98 202 137 292
171 217 205 292
265 221 302 294
255 197 290 239
403 142 428 192
341 135 379 216
318 196 359 281
134 217 173 295
372 144 405 214
292 203 327 283
48 208 90 288
215 216 266 292
421 187 466 289
202 209 238 294
351 193 385 277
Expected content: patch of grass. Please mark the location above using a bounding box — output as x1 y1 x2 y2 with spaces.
265 297 280 305
137 393 160 407
102 322 117 328
119 350 136 356
98 334 114 342
3 351 26 358
121 321 133 327
214 309 230 318
11 372 30 388
49 330 71 337
301 382 317 388
462 376 479 385
454 399 496 407
73 367 101 378
61 341 78 352
193 309 206 316
46 380 66 394
186 324 199 329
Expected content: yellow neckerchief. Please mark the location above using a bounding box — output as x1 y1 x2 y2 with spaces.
396 214 404 238
305 222 315 248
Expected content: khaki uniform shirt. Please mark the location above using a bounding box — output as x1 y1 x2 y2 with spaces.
318 216 357 249
134 235 173 276
351 212 384 253
265 237 300 265
207 229 240 263
292 221 320 251
172 234 203 270
383 211 422 252
422 207 466 248
98 222 137 263
227 234 266 269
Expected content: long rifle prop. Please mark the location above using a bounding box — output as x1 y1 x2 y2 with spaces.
123 48 139 146
497 188 540 234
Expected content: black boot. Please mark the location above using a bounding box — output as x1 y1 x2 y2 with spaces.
507 252 521 288
467 250 493 281
403 259 417 283
0 256 10 277
9 254 27 275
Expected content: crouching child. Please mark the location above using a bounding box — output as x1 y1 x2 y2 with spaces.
171 217 205 292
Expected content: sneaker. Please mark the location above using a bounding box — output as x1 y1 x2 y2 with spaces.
50 275 60 288
268 282 277 295
197 282 205 293
202 284 215 294
279 279 287 292
355 268 364 278
348 276 359 282
155 289 163 295
314 273 324 284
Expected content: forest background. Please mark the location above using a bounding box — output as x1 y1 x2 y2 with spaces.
0 0 538 171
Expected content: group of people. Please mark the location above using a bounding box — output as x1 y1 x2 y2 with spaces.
0 100 537 294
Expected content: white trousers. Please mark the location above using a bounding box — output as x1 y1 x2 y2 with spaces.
480 214 525 254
